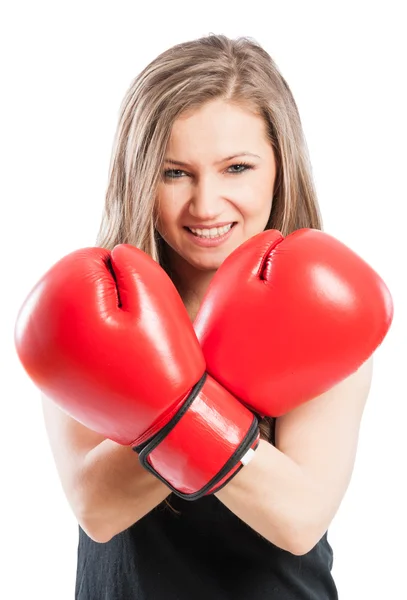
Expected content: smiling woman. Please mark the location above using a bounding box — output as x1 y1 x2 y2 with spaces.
14 32 393 600
155 100 277 279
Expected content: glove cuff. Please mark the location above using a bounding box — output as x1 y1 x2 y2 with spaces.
135 373 259 501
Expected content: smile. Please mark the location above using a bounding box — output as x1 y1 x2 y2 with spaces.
184 222 236 248
187 223 234 239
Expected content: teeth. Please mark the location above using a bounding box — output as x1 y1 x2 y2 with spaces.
189 224 233 238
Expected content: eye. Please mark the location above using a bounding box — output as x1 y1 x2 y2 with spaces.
163 169 186 179
227 162 254 174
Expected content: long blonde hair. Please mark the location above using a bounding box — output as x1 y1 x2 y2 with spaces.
96 32 323 467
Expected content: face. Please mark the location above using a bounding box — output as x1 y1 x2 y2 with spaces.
156 99 277 276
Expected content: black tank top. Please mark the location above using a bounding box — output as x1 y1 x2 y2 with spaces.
75 493 338 599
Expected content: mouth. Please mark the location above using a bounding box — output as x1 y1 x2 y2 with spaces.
183 222 237 247
185 222 236 239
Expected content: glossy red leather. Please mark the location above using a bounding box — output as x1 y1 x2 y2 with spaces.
194 228 394 417
14 244 258 498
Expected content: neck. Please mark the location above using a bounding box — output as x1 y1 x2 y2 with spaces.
165 248 217 322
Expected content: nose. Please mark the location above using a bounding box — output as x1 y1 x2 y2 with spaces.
188 175 223 221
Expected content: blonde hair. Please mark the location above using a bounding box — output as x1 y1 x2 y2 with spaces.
96 32 323 482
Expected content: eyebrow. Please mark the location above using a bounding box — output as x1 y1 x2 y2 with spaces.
164 152 261 167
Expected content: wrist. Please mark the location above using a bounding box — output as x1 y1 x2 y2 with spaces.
136 373 259 500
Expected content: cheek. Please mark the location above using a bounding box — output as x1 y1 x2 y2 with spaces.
156 200 191 248
156 190 180 230
237 194 272 220
236 177 274 216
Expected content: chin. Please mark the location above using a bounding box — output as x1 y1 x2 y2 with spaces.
189 258 223 272
182 251 225 272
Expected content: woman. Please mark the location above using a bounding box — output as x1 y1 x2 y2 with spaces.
37 34 378 598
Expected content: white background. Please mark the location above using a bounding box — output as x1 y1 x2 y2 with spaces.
1 2 406 598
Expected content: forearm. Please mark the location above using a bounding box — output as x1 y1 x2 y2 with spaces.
76 439 171 543
215 440 328 555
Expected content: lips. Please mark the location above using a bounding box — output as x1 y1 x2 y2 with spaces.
184 222 236 248
188 223 234 239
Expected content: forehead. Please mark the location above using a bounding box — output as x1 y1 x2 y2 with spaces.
167 100 270 155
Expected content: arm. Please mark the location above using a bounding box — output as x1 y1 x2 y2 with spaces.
42 395 171 543
215 356 374 555
17 245 258 508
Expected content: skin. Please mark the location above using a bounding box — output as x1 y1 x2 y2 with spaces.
156 98 277 316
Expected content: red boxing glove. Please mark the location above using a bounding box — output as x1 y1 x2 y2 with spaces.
194 228 393 418
14 245 259 500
